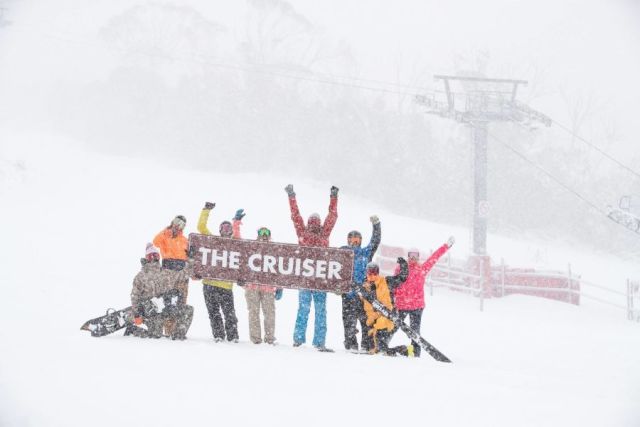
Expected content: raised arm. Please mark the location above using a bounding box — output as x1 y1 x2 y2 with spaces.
420 243 450 274
197 202 215 235
232 209 245 239
365 216 381 262
286 185 305 238
322 186 339 237
386 257 408 292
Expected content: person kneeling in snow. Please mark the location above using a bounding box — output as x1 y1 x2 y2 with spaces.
360 258 411 356
125 243 194 340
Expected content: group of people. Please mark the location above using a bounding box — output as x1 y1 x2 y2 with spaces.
126 184 454 357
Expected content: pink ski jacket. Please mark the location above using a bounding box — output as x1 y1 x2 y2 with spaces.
394 244 449 311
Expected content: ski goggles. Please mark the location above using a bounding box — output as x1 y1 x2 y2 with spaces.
257 227 271 238
408 251 420 259
172 217 186 230
145 252 160 261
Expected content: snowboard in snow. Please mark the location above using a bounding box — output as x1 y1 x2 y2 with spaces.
80 289 185 337
80 307 132 337
355 288 452 363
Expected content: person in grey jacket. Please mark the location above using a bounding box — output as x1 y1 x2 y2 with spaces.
126 243 194 339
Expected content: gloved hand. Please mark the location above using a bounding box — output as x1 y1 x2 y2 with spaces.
234 209 246 221
275 288 283 300
133 317 143 326
204 201 215 210
284 184 295 197
330 186 339 197
447 236 455 248
370 215 380 224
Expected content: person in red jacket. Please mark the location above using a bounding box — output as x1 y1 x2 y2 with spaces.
286 184 338 351
392 236 455 357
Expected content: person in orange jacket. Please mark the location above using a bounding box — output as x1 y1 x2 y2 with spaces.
360 258 410 356
153 215 190 335
153 215 189 265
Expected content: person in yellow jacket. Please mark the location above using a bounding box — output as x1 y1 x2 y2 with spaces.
198 202 244 342
360 258 412 356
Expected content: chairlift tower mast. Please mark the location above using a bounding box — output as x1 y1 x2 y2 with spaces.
416 75 551 256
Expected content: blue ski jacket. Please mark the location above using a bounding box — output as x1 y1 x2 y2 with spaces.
341 221 381 298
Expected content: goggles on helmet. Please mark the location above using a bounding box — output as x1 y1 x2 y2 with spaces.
145 252 160 262
172 216 186 230
257 227 271 238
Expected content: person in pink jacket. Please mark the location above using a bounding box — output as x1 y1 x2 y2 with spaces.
392 236 455 357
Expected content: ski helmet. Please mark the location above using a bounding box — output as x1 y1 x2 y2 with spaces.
172 215 187 230
347 230 362 247
347 230 362 239
219 221 233 236
307 213 321 227
366 261 379 276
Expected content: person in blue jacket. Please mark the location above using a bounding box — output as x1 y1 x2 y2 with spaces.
340 215 381 352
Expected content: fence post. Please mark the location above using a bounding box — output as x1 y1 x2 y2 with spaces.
501 258 505 297
567 263 573 305
479 257 484 312
446 252 451 295
628 279 633 321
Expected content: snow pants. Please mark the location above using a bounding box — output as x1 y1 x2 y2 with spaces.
125 305 193 339
293 290 326 347
341 294 372 351
396 308 424 357
162 264 189 336
203 285 239 341
245 288 276 344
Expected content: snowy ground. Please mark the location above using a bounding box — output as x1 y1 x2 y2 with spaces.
0 133 639 427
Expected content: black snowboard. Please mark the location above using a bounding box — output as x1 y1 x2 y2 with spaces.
355 288 452 363
80 289 185 338
80 307 132 337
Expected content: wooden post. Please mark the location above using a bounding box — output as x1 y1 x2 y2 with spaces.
567 263 573 305
501 258 505 297
627 279 633 321
479 257 485 312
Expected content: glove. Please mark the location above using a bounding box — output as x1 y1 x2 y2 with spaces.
447 236 455 248
275 288 283 300
204 201 215 210
234 209 246 221
330 186 339 197
133 317 143 326
284 184 295 197
370 215 380 224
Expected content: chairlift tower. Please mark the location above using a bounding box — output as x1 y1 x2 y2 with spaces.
416 75 552 256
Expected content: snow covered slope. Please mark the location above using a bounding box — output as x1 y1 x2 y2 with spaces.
0 133 638 427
